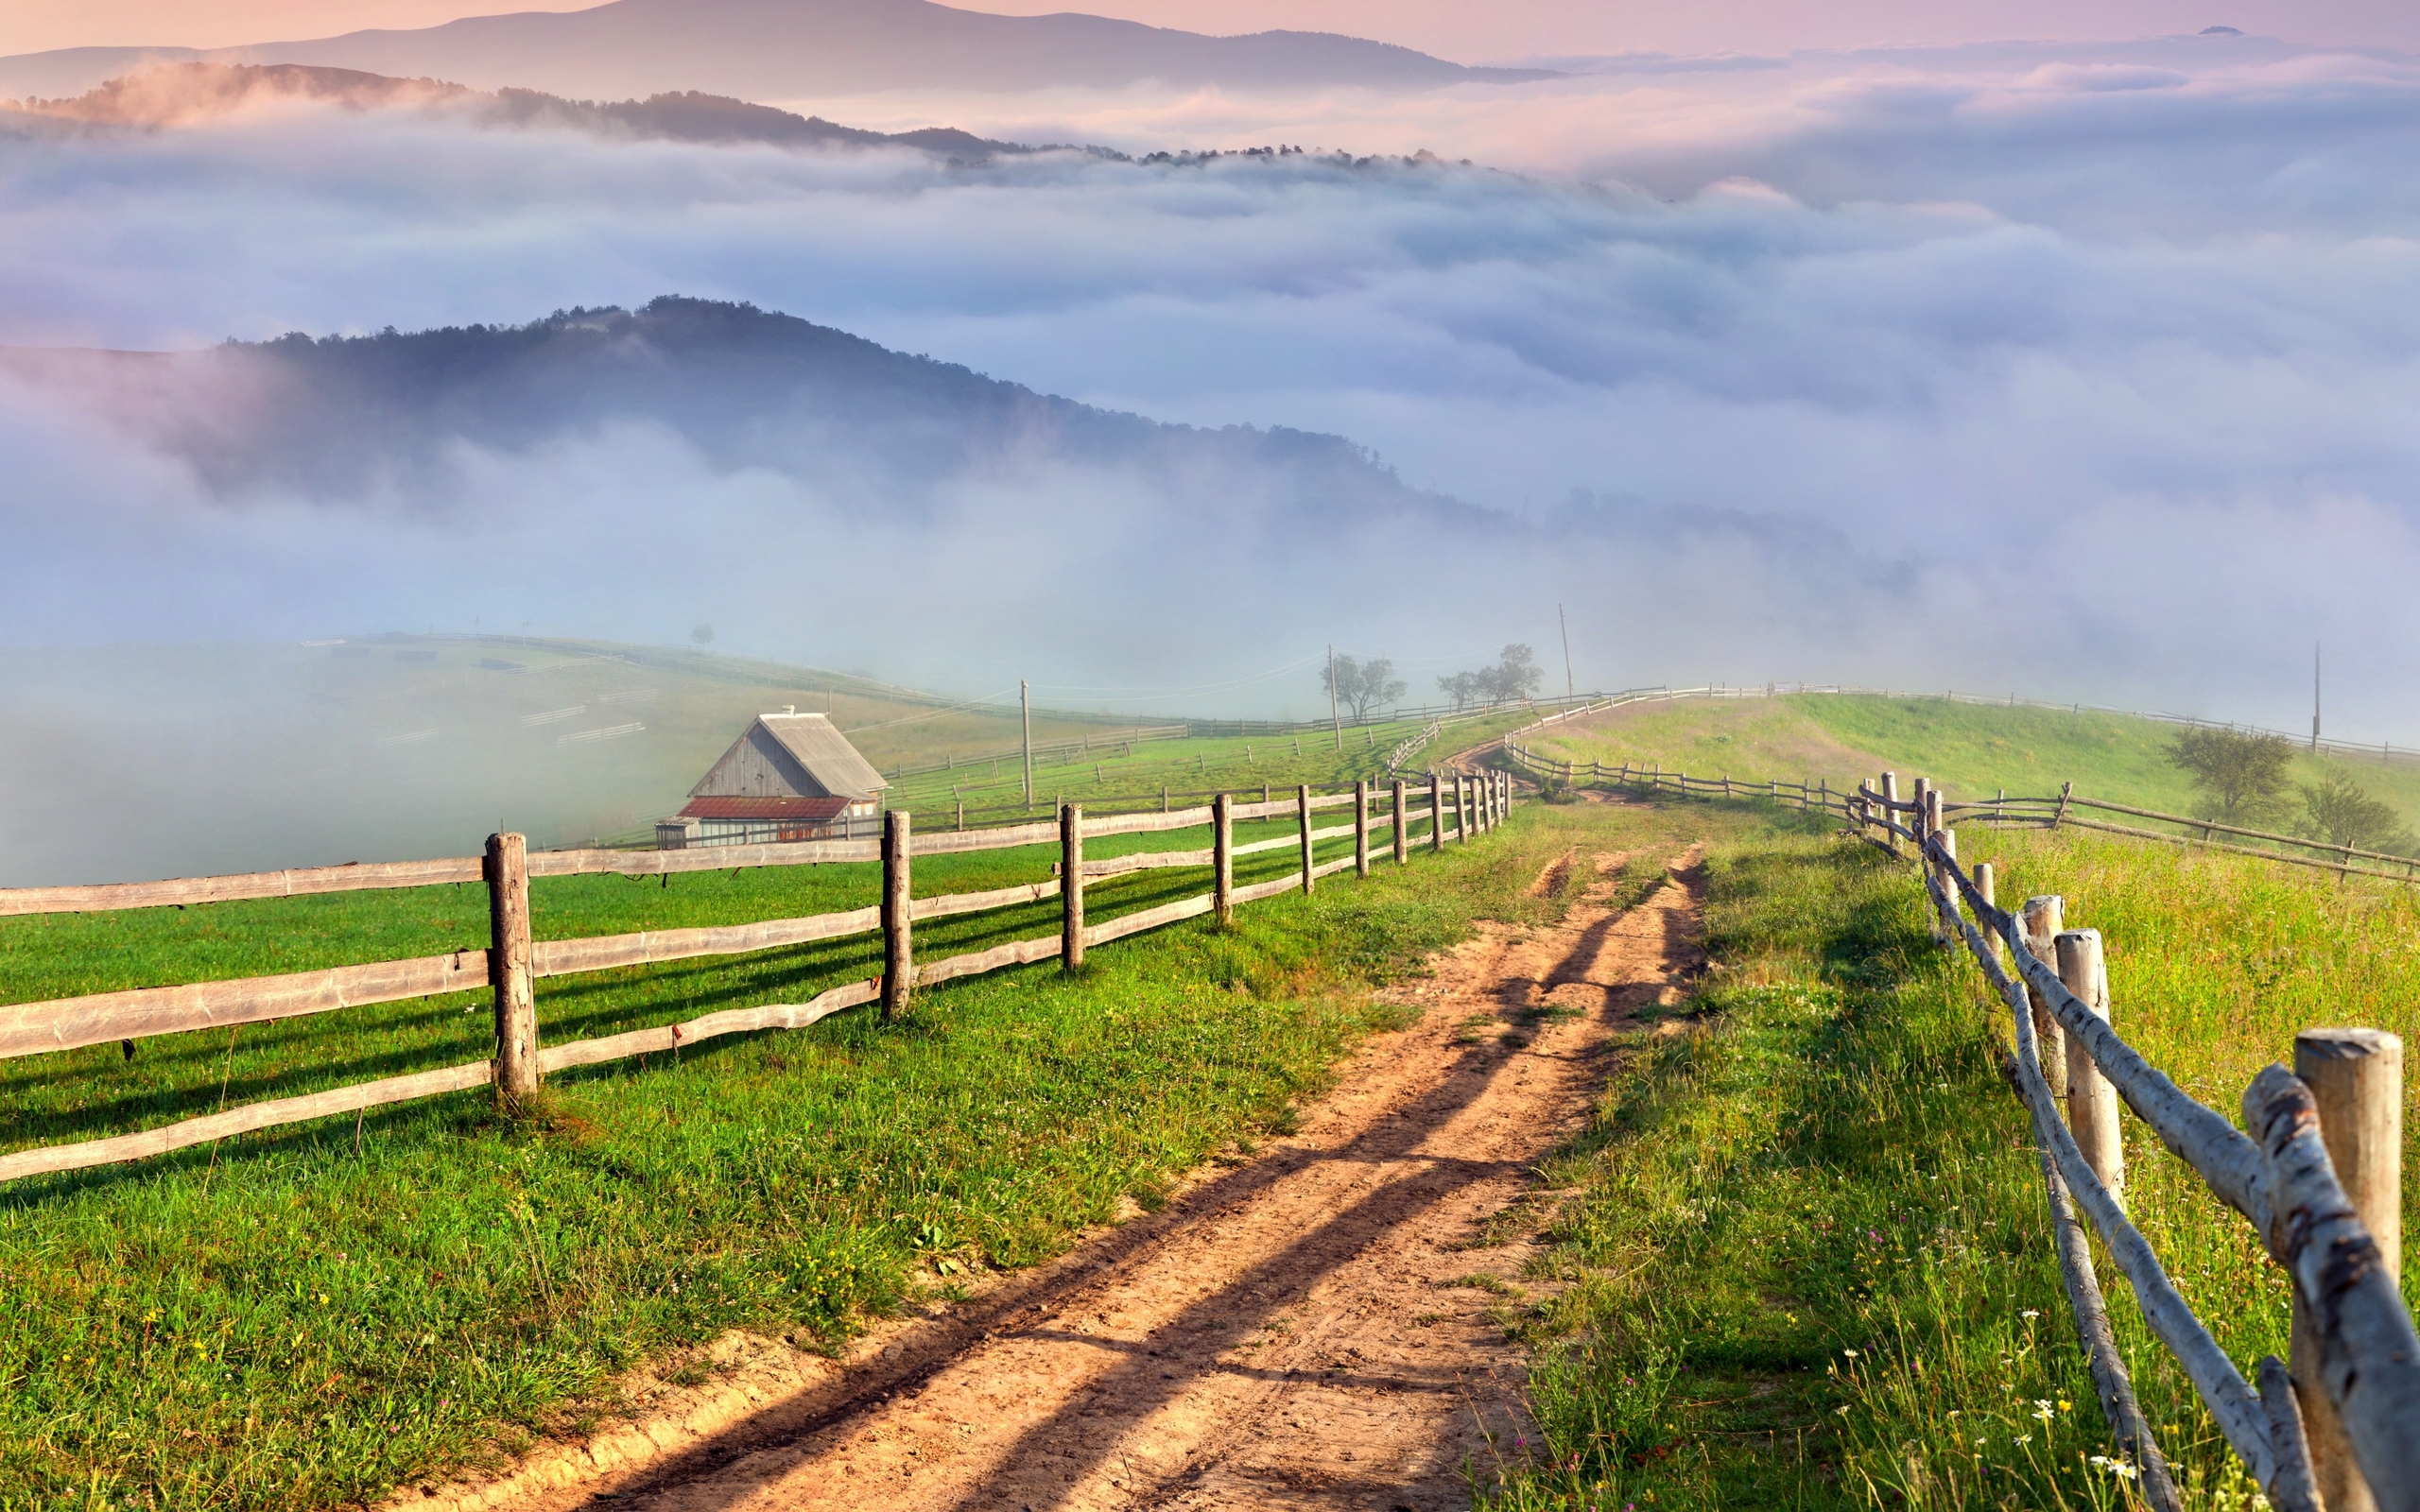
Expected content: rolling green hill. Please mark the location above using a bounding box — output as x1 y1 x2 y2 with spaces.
0 636 1133 885
1523 692 2420 835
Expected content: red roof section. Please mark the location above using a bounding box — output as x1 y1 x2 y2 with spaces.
679 796 852 822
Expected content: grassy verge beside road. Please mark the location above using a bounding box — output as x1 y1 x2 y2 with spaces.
0 794 1630 1512
1486 798 2417 1511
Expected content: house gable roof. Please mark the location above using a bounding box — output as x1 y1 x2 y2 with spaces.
689 712 888 801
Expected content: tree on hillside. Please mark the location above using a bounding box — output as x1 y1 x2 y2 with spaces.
2299 765 2417 854
691 622 716 645
2167 728 2294 826
1439 645 1545 710
1322 655 1407 722
1483 644 1543 705
1436 670 1482 711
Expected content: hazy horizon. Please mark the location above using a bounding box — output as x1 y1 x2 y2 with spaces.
7 0 2420 63
1 8 2415 796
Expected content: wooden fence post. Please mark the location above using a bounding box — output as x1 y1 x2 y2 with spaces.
1062 803 1085 971
1458 776 1473 843
2056 929 2125 1204
1881 772 1902 855
1973 861 2004 982
484 832 538 1109
883 808 913 1016
1935 828 1959 943
1392 779 1408 865
1213 793 1234 927
2022 896 2067 1088
1297 784 1316 893
1355 780 1372 878
2290 1027 2404 1512
1429 773 1444 853
1924 789 1947 942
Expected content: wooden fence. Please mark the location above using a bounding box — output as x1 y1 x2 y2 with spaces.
1499 741 2419 1511
0 770 1519 1187
1503 739 2419 888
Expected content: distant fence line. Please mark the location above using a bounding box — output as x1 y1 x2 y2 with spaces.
0 768 1521 1188
1498 739 2420 1510
1504 739 2419 887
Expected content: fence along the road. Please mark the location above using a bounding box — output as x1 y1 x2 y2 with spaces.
0 770 1519 1187
1500 741 2418 1512
1504 738 2420 889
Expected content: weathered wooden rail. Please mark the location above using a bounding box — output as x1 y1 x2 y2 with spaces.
1503 740 2419 887
1498 736 2419 1508
0 769 1518 1186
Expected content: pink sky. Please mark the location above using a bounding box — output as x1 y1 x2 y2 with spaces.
6 0 2415 62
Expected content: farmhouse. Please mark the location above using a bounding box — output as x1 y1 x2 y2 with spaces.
655 709 888 849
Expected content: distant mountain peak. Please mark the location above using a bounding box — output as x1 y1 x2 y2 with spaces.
0 0 1559 103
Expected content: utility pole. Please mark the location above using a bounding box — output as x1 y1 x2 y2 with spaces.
1328 644 1342 751
1558 604 1574 700
2312 642 2322 752
1021 679 1034 809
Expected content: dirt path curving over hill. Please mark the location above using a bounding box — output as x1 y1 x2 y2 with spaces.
440 845 1707 1512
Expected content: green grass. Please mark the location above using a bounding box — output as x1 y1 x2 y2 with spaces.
0 815 1385 1157
0 796 1602 1512
878 709 1535 817
1526 692 2420 835
1483 795 2416 1511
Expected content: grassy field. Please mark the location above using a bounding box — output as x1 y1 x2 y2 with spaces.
14 734 2405 1510
1523 692 2420 834
1481 792 2417 1511
879 708 1533 818
0 792 1619 1512
0 633 1522 889
0 636 1149 886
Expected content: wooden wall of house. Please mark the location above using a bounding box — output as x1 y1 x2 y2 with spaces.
693 725 833 799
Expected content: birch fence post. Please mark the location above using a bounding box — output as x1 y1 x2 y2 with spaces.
2021 896 2067 1093
1392 779 1408 865
1297 784 1315 894
1061 802 1085 971
1213 793 1234 927
2056 929 2125 1203
484 832 538 1109
1429 773 1444 853
1355 780 1372 878
882 808 912 1017
2288 1027 2403 1512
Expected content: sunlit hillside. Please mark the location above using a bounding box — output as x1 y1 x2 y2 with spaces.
1523 693 2420 833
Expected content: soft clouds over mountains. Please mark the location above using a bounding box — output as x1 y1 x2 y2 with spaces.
3 35 2417 734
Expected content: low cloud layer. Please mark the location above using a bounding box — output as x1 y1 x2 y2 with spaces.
2 36 2417 744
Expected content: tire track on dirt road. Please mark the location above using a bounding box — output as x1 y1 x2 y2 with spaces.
462 842 1707 1512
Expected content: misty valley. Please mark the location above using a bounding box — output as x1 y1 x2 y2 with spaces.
2 5 2417 1511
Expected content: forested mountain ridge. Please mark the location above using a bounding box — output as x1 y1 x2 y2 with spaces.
1 297 1468 524
0 0 1559 102
3 62 1029 159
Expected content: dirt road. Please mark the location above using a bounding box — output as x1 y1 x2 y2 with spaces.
455 841 1705 1512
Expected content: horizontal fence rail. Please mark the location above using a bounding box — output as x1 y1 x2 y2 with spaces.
0 768 1514 1187
1501 742 2418 888
1504 734 2417 1508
